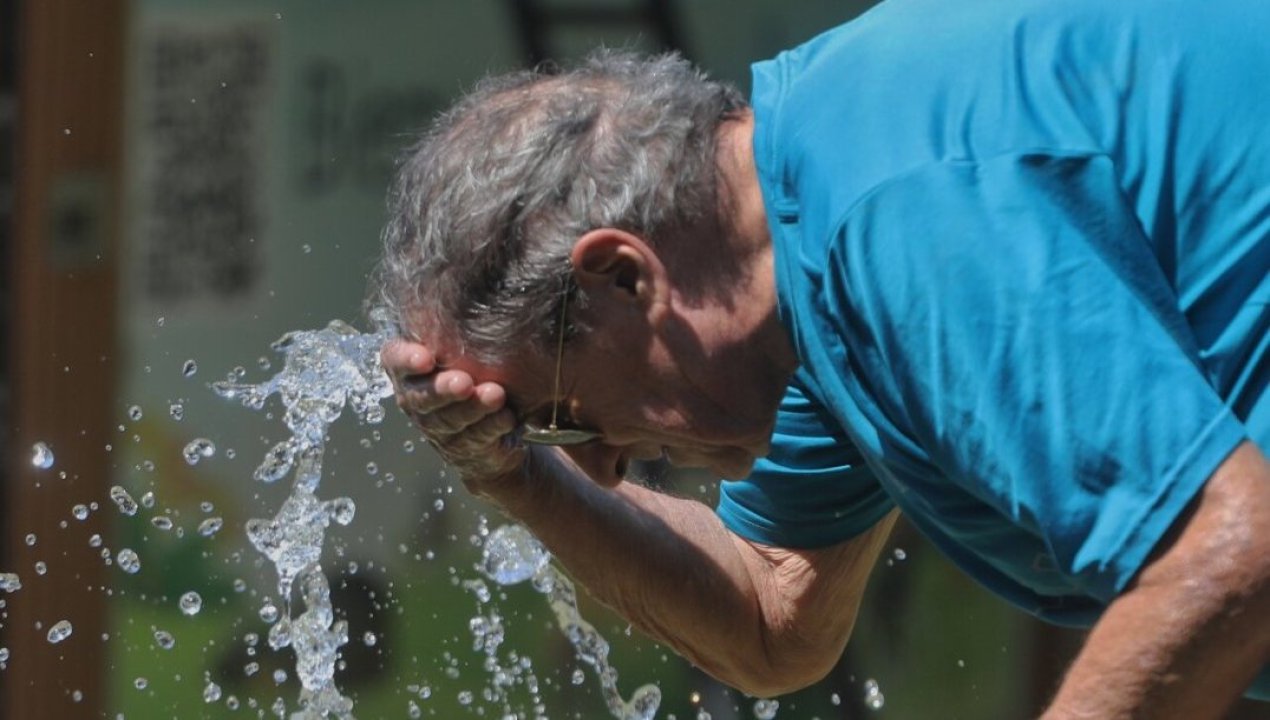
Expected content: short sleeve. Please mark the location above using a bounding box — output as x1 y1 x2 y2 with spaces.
830 152 1248 602
716 372 895 548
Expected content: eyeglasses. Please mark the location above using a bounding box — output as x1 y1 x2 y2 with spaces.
520 287 604 446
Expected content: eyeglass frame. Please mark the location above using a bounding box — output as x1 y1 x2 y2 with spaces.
519 279 604 446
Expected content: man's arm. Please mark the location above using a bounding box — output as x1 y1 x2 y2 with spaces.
500 448 898 696
384 339 895 696
1044 441 1270 719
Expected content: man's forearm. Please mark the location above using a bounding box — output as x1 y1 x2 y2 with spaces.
480 447 893 696
1043 442 1270 719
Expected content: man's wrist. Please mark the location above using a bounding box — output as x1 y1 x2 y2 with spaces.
462 447 539 508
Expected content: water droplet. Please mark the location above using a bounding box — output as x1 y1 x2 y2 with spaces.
892 547 907 561
88 533 102 547
116 548 141 574
327 497 356 526
198 517 223 537
183 438 216 465
169 403 184 421
127 405 143 421
480 524 549 585
140 491 156 509
203 681 222 703
71 504 89 520
457 690 473 706
179 591 203 616
31 442 54 469
863 678 885 710
267 616 290 649
364 461 378 476
199 501 214 513
0 647 9 664
150 516 173 531
433 498 445 512
402 440 415 453
362 631 376 647
407 700 422 719
182 359 198 377
753 698 779 719
134 677 148 690
47 620 73 644
571 668 585 685
110 486 138 516
0 573 22 592
243 661 259 676
34 561 46 575
153 629 175 649
301 243 312 254
258 603 279 624
24 533 36 547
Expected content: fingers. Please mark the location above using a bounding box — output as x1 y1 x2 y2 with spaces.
437 406 518 454
382 339 435 378
381 338 524 486
398 374 502 428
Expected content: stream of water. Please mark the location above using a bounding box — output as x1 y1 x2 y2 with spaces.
211 315 663 719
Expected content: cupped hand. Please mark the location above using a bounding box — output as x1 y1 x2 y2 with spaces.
381 339 526 493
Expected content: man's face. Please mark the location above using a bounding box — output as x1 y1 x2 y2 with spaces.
437 320 779 487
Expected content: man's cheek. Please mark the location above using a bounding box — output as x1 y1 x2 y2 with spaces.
563 445 626 487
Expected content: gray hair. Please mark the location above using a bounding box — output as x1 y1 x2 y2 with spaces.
370 50 747 364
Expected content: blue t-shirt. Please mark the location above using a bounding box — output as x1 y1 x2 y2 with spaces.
715 0 1269 696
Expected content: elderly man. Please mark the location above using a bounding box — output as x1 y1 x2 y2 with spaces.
375 0 1270 715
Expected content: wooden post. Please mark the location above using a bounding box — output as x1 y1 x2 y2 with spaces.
3 0 123 716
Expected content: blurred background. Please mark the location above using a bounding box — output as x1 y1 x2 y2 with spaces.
3 1 1262 718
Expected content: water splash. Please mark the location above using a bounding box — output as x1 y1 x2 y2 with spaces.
480 524 662 720
215 316 394 719
212 319 392 487
216 316 664 719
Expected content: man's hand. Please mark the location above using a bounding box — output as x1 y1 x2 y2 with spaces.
381 339 525 494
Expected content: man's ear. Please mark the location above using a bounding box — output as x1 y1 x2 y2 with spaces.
570 228 668 306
